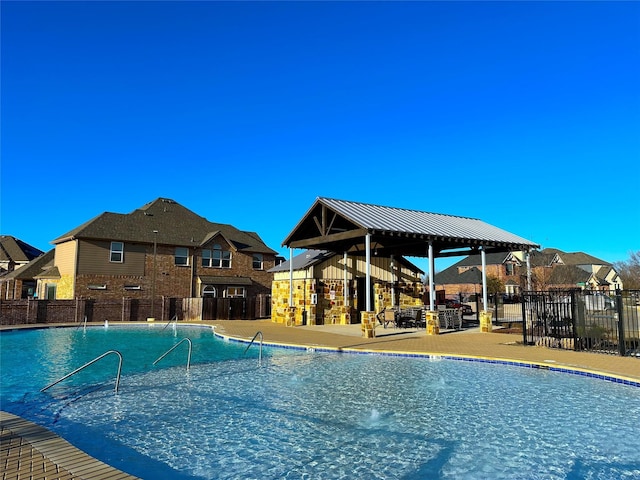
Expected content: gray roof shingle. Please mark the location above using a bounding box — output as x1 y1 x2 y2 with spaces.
52 198 277 254
0 236 44 263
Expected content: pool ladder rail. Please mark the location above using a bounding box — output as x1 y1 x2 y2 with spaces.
162 314 179 331
153 337 192 371
76 315 88 330
243 331 263 366
40 350 123 394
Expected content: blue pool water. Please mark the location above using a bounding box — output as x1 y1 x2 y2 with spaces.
1 325 639 479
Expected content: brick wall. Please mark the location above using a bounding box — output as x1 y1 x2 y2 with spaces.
71 245 276 300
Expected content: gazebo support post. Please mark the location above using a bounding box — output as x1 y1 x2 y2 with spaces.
425 241 439 335
285 247 296 326
360 233 376 338
479 247 492 332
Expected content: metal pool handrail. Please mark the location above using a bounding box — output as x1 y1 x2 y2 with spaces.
243 331 263 366
162 314 179 330
41 350 123 394
76 315 88 330
153 338 192 371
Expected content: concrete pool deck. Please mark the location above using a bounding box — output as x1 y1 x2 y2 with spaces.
2 320 639 479
208 320 640 383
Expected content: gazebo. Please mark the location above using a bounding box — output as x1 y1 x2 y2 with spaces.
282 197 540 335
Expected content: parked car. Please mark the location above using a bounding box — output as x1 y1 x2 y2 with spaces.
584 293 616 311
438 299 473 315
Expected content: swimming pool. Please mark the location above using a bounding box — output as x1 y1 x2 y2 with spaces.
2 325 639 479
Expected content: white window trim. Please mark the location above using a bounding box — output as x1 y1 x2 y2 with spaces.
202 285 217 297
202 245 232 269
175 247 189 266
110 242 124 263
226 286 245 298
253 253 263 270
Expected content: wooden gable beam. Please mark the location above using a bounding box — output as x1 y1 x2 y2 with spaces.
288 228 368 249
312 205 340 237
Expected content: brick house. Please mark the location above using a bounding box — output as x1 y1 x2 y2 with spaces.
0 235 50 299
0 235 44 274
44 198 278 307
434 248 623 298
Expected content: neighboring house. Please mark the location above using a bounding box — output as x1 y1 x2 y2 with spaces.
269 249 423 325
0 235 44 276
434 248 623 298
529 249 623 291
46 198 278 304
1 249 54 299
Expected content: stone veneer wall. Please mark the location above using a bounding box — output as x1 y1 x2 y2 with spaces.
271 279 318 325
374 281 425 312
53 274 75 300
272 279 424 325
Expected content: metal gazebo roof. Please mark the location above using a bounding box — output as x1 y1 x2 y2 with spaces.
282 197 539 257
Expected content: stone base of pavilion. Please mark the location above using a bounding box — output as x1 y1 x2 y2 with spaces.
360 311 376 338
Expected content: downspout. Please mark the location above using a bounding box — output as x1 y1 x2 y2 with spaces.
190 249 195 298
365 233 371 311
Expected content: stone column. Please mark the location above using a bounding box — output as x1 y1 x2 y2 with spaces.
360 311 376 338
285 306 296 327
425 310 439 335
340 306 351 325
479 310 492 333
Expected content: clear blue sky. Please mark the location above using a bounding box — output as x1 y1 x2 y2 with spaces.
2 1 639 272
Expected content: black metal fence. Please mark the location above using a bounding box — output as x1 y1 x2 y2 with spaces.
521 290 640 356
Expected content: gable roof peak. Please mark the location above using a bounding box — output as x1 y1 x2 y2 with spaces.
52 198 277 254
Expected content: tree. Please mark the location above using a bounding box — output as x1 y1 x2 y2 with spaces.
614 251 640 290
486 275 505 295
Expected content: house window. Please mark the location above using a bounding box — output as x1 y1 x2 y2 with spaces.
202 244 231 268
253 253 263 270
110 242 124 263
505 263 515 276
175 247 189 266
202 285 216 297
45 284 56 300
226 286 245 298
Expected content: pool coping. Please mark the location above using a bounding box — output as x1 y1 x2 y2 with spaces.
2 321 639 387
212 328 640 388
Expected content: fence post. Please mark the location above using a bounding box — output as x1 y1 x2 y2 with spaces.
616 290 626 356
570 290 578 351
521 294 528 344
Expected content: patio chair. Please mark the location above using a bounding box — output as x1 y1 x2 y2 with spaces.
381 308 398 328
398 308 421 329
438 308 462 329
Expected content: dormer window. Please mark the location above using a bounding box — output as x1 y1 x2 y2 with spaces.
202 244 231 268
505 263 515 276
